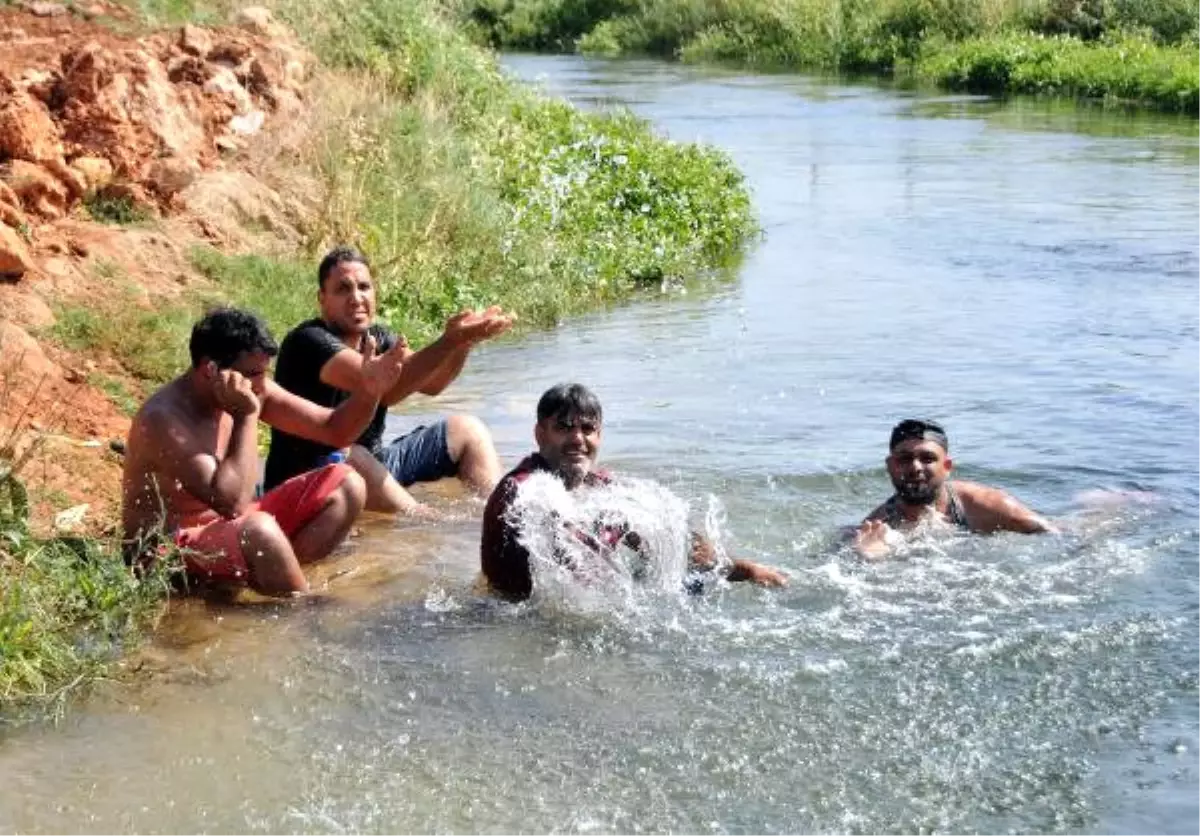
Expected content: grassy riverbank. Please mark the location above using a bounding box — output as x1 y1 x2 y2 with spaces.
3 0 758 721
0 446 175 724
456 0 1199 112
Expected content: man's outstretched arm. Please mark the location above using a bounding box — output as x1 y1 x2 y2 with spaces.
318 308 514 405
958 482 1058 534
690 533 789 586
261 336 407 448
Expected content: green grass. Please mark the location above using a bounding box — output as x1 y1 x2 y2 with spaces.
49 300 199 382
83 194 155 227
90 373 141 417
0 444 177 725
268 0 757 341
454 0 1199 111
916 30 1199 110
46 0 756 378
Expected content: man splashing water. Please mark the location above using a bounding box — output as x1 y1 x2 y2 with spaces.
480 383 787 601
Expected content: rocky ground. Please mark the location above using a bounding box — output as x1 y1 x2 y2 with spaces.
0 2 316 533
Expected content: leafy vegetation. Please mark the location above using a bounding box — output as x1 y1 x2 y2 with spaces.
62 0 757 379
0 404 176 725
83 193 155 226
269 0 757 342
454 0 1200 111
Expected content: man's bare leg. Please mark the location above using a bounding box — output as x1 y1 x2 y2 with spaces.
347 444 435 516
445 414 501 496
236 511 310 595
290 469 367 563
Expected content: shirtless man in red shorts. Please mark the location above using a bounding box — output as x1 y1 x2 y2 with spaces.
121 307 407 597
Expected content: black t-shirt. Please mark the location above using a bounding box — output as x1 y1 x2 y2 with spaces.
263 318 396 489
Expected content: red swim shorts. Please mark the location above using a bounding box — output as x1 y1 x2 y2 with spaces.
174 463 350 584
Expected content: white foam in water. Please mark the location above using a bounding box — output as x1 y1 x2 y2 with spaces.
507 471 699 614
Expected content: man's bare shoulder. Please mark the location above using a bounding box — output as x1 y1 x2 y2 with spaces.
953 480 1016 507
133 382 175 421
130 381 196 445
954 480 1053 533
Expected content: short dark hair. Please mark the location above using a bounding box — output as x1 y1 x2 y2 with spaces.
889 418 949 452
318 245 370 289
188 307 278 369
537 383 603 424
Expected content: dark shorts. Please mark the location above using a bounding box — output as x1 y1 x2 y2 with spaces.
377 420 458 486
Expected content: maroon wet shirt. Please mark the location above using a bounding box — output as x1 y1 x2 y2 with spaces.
480 453 614 600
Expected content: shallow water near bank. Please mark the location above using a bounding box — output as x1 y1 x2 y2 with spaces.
2 58 1197 834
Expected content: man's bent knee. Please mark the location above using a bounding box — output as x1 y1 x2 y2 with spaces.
241 510 287 548
446 414 494 456
239 511 307 594
334 469 367 518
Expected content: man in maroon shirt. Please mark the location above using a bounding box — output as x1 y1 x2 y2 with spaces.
481 383 788 600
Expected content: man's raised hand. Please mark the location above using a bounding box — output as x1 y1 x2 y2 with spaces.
358 333 409 398
853 519 894 562
212 368 260 418
443 306 516 347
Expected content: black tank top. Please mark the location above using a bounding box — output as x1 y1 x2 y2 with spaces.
883 484 970 530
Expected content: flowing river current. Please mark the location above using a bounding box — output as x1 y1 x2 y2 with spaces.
2 57 1197 834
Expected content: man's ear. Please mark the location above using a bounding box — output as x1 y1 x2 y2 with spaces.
944 457 954 474
534 421 546 447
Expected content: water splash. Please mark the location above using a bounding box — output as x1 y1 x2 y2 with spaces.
507 471 699 615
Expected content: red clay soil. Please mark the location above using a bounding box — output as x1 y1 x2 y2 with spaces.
0 3 313 533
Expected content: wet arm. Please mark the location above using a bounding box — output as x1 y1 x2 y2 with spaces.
690 532 788 586
148 409 258 518
319 335 466 406
259 378 380 449
963 485 1058 534
415 344 471 396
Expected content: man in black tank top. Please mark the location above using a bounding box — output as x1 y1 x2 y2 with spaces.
854 419 1055 561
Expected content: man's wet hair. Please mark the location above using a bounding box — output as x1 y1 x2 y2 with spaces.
189 307 278 369
537 383 603 424
318 245 370 289
889 418 949 452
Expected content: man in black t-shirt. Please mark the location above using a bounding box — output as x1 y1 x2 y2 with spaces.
264 246 514 515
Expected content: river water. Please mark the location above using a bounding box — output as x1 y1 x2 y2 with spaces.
2 58 1197 834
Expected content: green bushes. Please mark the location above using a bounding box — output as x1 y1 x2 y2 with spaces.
917 31 1199 111
455 0 1200 111
52 0 757 374
265 0 757 342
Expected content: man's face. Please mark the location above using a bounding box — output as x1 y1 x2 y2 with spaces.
230 350 272 396
535 411 602 489
318 261 376 334
203 350 272 397
886 438 952 505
